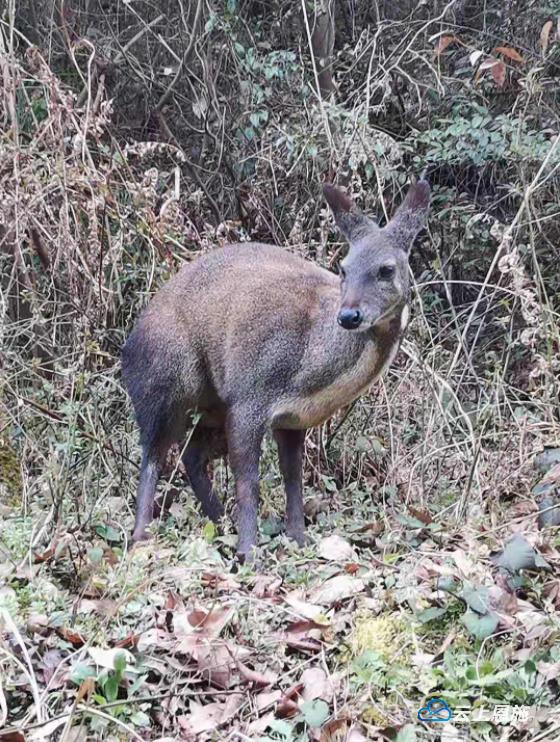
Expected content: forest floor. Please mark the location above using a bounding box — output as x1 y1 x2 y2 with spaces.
1 430 560 742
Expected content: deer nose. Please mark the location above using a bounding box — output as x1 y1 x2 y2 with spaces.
337 307 363 329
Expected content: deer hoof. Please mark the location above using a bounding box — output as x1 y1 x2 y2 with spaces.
131 526 150 543
285 527 309 548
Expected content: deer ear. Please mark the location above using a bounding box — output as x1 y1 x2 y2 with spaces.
383 179 430 251
323 183 378 243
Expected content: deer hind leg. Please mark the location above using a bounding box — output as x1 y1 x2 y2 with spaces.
182 427 225 523
132 440 169 542
226 408 265 561
274 428 307 547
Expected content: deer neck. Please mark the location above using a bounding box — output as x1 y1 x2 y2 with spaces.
271 302 408 429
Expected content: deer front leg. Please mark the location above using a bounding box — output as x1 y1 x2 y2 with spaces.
274 428 307 547
226 409 265 561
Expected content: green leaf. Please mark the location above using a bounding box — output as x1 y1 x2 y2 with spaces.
492 533 551 574
103 673 119 702
395 725 418 742
538 498 560 529
300 699 329 728
70 663 96 685
130 711 151 727
416 606 448 623
535 448 560 472
261 515 283 537
95 524 120 543
460 585 490 614
267 719 293 738
113 651 127 676
202 521 216 543
461 609 498 640
88 546 103 564
355 435 371 453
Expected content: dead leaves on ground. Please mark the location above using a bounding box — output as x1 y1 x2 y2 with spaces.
3 452 560 741
131 572 361 738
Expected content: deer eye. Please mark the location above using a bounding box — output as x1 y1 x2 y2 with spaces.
378 264 395 281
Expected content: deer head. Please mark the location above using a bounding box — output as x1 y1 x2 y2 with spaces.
324 180 430 331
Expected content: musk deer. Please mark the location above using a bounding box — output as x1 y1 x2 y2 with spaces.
122 179 430 559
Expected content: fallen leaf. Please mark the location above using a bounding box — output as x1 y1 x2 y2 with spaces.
285 592 326 619
318 535 357 562
408 506 432 525
494 45 524 63
276 682 304 718
284 619 326 653
537 498 560 529
137 628 172 652
320 717 351 741
540 20 554 55
88 647 134 670
76 598 118 617
188 606 234 636
33 545 56 562
309 575 364 606
536 660 560 682
247 710 275 735
235 657 277 688
491 60 506 87
112 633 140 649
76 676 95 703
451 548 475 578
255 689 282 711
201 572 241 591
434 34 459 56
164 591 182 610
301 667 332 703
26 613 48 633
38 649 64 686
57 627 86 647
252 574 283 598
469 50 484 66
178 696 243 735
194 641 236 689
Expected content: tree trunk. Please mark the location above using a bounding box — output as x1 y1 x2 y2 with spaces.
310 0 337 97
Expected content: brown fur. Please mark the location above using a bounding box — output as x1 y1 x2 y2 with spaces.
122 180 430 558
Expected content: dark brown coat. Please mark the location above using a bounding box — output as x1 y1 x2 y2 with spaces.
122 181 430 558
